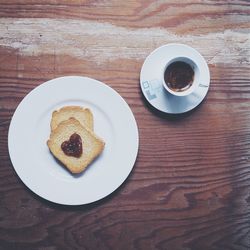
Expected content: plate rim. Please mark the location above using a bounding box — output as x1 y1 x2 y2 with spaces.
8 76 139 205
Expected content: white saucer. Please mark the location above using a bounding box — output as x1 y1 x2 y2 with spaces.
140 44 210 114
8 76 139 205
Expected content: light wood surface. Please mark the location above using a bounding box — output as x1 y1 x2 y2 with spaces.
0 1 250 249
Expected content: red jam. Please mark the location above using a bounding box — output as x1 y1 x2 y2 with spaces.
61 133 82 158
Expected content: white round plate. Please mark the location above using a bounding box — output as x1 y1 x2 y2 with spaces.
8 76 139 205
140 44 210 114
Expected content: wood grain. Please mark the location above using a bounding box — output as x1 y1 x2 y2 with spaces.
0 1 250 249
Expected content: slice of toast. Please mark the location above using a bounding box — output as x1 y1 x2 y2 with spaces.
47 118 105 174
50 106 94 131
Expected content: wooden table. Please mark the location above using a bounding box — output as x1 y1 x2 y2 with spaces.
0 1 250 249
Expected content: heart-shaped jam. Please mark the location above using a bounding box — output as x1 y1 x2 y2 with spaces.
61 133 83 158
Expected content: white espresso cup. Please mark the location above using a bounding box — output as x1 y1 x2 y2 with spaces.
162 57 200 97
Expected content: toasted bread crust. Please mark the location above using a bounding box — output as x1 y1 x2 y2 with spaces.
47 118 105 174
50 106 94 131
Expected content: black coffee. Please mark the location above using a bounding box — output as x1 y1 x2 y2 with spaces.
164 61 194 92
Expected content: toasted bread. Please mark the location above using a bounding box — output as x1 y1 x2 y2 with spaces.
50 106 93 131
47 118 105 174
